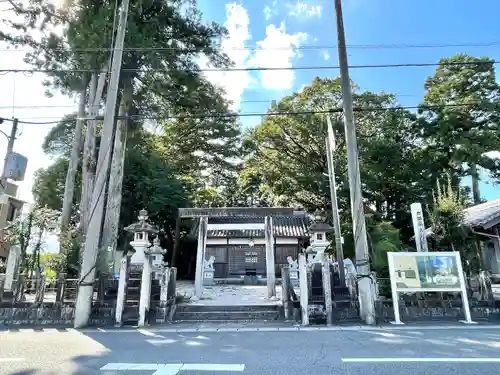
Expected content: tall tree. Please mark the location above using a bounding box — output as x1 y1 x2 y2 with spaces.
421 54 500 204
241 77 425 251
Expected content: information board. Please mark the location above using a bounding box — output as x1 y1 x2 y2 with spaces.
387 251 475 324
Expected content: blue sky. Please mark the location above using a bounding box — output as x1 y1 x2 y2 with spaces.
196 0 500 200
1 0 500 202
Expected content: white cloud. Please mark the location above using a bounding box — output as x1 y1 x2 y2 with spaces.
200 3 253 110
321 50 330 61
263 0 279 20
287 1 322 18
248 23 307 91
484 151 500 159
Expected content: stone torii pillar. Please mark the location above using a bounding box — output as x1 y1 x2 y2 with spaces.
194 216 208 299
265 216 276 299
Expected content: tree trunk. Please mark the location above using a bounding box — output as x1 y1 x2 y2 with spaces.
60 75 89 235
471 163 481 204
99 83 133 273
80 70 107 233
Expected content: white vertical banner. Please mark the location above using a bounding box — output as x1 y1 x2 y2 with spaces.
410 202 428 252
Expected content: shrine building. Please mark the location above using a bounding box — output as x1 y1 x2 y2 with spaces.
183 207 310 281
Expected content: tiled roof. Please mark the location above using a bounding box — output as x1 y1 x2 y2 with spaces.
418 199 500 239
191 215 310 238
463 198 500 228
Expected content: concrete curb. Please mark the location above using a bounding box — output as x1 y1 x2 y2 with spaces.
3 324 500 334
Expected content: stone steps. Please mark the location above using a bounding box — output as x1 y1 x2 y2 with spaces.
174 304 282 322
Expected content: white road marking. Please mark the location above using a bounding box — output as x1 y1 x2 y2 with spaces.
342 357 500 363
182 364 245 371
147 338 178 345
100 362 245 373
0 358 25 363
138 329 165 338
152 365 183 375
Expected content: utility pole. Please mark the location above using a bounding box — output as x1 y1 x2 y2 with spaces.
0 118 18 194
74 0 131 328
333 0 375 325
325 116 345 285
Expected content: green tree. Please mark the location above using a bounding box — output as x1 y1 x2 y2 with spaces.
242 77 432 250
428 178 479 270
4 206 60 276
420 54 500 203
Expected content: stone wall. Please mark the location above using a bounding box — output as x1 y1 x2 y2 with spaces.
375 299 500 322
0 301 177 326
0 302 118 326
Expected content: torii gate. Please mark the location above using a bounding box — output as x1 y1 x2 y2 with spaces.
177 207 297 300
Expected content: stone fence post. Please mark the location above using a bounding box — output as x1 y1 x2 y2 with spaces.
322 260 333 326
281 265 291 320
14 274 25 303
115 254 129 327
160 265 170 307
298 253 309 326
55 273 66 304
167 267 177 321
35 274 46 304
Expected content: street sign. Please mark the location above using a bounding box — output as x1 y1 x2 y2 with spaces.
100 362 245 375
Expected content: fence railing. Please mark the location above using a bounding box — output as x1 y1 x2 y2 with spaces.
0 273 119 306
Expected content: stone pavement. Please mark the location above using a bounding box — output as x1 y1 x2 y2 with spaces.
2 325 500 374
176 281 291 305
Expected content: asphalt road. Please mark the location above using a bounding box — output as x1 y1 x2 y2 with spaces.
2 325 500 374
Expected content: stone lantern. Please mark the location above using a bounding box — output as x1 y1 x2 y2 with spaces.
124 209 158 265
308 209 333 263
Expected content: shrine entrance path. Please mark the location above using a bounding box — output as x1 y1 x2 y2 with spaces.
176 281 298 306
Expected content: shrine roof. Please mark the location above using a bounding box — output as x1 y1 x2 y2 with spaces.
191 214 310 238
462 198 500 229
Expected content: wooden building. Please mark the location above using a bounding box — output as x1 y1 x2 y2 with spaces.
185 207 309 280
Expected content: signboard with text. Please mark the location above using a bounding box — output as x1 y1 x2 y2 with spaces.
390 252 461 292
387 251 474 324
410 202 428 252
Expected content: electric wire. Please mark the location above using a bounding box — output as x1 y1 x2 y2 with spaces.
1 59 499 74
0 101 496 125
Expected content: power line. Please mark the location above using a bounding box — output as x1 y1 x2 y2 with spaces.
2 41 500 53
0 102 495 125
1 60 497 74
0 95 425 110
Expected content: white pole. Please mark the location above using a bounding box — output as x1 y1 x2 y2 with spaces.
138 254 152 327
326 117 345 284
194 216 208 299
456 252 477 324
265 216 276 299
114 254 128 326
299 253 309 326
387 252 403 325
333 0 375 325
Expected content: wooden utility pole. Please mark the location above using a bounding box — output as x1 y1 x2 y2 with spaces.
0 118 18 194
325 116 345 285
60 78 88 232
333 0 375 325
74 0 131 328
